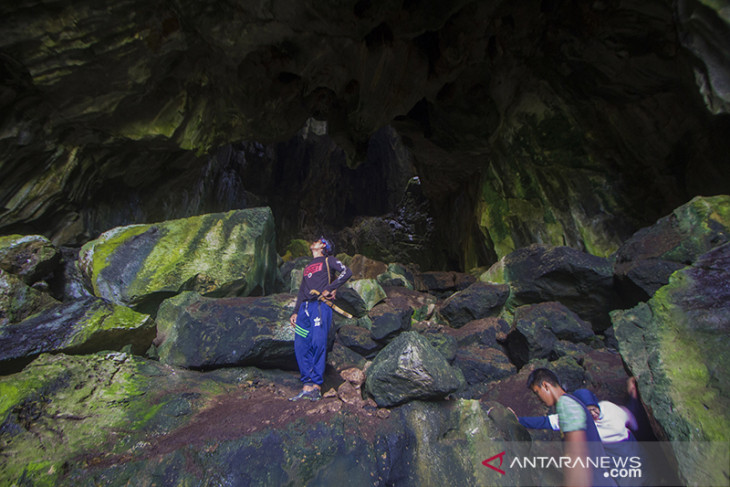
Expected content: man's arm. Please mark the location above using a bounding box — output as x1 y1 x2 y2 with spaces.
518 414 560 430
324 256 352 294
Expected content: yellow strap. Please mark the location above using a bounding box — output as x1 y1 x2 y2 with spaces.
326 256 331 285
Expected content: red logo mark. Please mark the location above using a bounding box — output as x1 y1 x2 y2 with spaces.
482 451 506 475
304 262 323 276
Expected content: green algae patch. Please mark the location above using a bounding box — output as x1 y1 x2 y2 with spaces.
612 243 730 485
281 239 311 262
0 353 244 486
650 276 730 442
78 208 279 313
0 297 154 368
117 91 187 141
79 224 152 297
346 279 386 311
64 299 154 351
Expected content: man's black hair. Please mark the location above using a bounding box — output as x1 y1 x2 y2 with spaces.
526 368 561 389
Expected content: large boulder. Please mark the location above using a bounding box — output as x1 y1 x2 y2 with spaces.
614 195 730 306
0 297 153 372
78 207 279 314
503 244 617 331
0 235 60 285
0 269 60 326
365 331 465 407
155 291 296 370
437 281 509 328
611 242 730 486
505 301 596 367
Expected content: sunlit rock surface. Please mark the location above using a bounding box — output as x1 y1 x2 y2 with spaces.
78 208 278 313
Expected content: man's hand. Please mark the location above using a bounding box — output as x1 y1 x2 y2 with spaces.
289 313 297 327
321 289 336 300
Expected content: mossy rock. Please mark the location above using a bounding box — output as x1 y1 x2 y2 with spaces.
0 353 250 485
0 269 60 326
346 278 386 311
612 242 730 486
614 195 730 305
156 291 296 369
0 234 60 285
78 207 278 314
281 239 311 261
0 297 154 372
365 331 465 407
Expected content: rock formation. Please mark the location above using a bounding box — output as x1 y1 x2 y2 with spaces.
1 0 729 484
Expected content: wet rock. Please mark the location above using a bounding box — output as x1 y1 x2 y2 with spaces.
365 331 465 407
418 271 476 297
503 244 617 331
78 208 279 314
331 286 368 319
414 323 458 362
368 302 413 341
347 254 387 280
382 286 437 321
278 256 309 294
156 291 296 370
398 399 538 486
505 301 596 366
377 263 419 289
0 353 254 485
442 317 511 349
346 278 386 311
0 297 153 372
437 281 509 328
612 242 730 486
336 325 381 358
0 235 59 285
55 246 93 301
327 341 367 371
453 344 516 396
614 195 730 306
0 269 60 327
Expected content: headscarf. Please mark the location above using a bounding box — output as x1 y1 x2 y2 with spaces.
572 388 600 409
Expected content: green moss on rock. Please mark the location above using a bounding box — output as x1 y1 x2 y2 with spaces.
612 242 730 485
79 208 278 312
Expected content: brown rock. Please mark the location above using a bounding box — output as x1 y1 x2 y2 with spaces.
340 367 366 387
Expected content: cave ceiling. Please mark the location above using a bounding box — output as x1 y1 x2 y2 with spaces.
0 0 728 270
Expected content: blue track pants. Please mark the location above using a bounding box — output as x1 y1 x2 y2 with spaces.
293 300 332 386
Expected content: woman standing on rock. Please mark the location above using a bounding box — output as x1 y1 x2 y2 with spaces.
289 237 352 402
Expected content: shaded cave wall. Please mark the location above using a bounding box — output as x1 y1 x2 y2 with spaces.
0 0 729 271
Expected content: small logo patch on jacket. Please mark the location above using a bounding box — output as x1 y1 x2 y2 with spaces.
304 262 323 277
